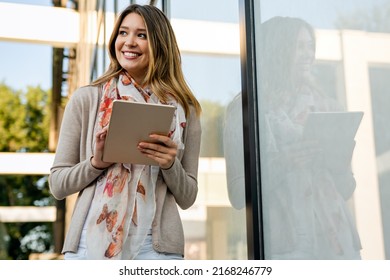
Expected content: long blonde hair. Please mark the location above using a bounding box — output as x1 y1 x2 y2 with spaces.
92 4 201 117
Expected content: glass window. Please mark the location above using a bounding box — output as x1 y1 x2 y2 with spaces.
369 66 390 258
170 0 248 260
253 0 390 259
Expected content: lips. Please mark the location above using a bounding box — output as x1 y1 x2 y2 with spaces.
123 51 140 58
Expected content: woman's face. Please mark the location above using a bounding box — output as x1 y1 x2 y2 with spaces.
115 12 150 84
291 26 315 81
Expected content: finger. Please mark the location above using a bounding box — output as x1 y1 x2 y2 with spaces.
96 130 106 139
149 134 177 149
141 151 173 169
139 143 176 161
139 142 177 157
139 145 173 161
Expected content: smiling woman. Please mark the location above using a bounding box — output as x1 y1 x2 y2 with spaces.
49 3 202 260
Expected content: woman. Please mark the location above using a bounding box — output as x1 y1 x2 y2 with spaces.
49 4 202 260
258 17 361 259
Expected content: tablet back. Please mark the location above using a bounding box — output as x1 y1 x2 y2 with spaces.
303 111 364 166
102 100 176 165
303 111 364 143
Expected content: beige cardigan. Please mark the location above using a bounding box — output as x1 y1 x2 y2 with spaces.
49 85 201 257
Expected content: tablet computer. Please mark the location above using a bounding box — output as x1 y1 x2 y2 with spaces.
303 111 364 165
303 111 364 143
102 100 176 165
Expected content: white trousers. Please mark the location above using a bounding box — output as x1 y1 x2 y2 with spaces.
64 229 183 260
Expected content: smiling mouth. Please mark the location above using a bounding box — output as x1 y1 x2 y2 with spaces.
123 52 140 58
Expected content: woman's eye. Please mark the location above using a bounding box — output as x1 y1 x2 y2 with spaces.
119 30 127 36
138 33 147 39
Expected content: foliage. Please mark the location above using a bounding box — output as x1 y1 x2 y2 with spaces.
0 83 50 152
0 82 54 259
0 222 10 259
334 2 390 33
0 84 24 151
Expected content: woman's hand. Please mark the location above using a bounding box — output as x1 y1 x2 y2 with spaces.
91 127 113 169
137 134 178 169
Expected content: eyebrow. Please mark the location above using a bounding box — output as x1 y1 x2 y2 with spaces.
118 26 147 32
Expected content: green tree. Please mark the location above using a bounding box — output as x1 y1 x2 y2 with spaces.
23 86 50 151
0 84 25 151
0 82 54 259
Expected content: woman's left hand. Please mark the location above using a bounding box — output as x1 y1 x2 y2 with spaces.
137 134 177 169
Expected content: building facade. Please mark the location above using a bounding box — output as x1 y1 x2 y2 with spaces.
0 0 389 260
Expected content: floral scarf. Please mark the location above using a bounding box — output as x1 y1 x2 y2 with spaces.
86 72 186 259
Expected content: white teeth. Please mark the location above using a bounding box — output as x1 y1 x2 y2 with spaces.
123 52 139 58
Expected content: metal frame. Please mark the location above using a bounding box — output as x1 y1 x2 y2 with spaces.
239 0 264 260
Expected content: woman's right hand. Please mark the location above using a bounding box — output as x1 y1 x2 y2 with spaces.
91 127 113 169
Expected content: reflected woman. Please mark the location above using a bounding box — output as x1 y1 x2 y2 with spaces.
224 16 362 259
259 16 361 260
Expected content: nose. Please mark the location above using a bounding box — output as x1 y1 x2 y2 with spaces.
124 35 137 47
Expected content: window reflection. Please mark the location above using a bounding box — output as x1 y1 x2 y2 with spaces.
170 0 246 260
255 0 390 261
257 16 362 259
194 0 390 260
369 67 390 258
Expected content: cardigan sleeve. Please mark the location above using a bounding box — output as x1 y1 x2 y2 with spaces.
161 106 202 209
49 87 104 200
